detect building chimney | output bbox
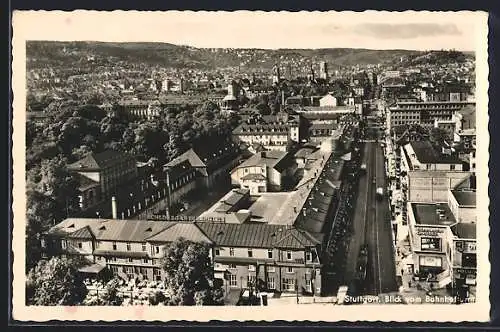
[111,196,118,219]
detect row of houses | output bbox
[42,218,323,295]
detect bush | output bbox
[148,291,166,305]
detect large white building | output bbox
[232,113,300,152]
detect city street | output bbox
[365,121,398,295]
[344,121,398,296]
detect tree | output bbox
[161,238,224,306]
[26,256,88,305]
[99,278,123,306]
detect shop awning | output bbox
[78,264,107,274]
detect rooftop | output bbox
[235,150,291,171]
[451,223,476,239]
[451,190,476,207]
[195,222,320,249]
[407,141,462,165]
[249,193,293,224]
[67,150,135,171]
[411,203,457,226]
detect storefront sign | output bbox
[455,268,476,275]
[419,256,442,267]
[416,227,444,237]
[466,242,476,252]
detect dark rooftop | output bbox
[451,223,476,239]
[411,203,457,226]
[67,150,136,171]
[451,190,476,207]
[195,222,319,249]
[408,141,462,165]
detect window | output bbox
[143,258,149,264]
[61,240,67,249]
[267,277,275,289]
[126,243,131,251]
[95,241,100,248]
[247,275,256,287]
[155,246,160,254]
[142,244,147,251]
[306,251,312,262]
[282,278,295,291]
[268,249,273,259]
[305,279,312,292]
[154,268,162,281]
[112,242,117,250]
[128,258,133,263]
[267,266,276,273]
[450,164,456,170]
[287,267,294,273]
[287,251,292,260]
[110,266,119,274]
[228,264,237,269]
[229,248,235,257]
[78,242,83,249]
[247,249,253,258]
[229,275,238,287]
[215,248,220,256]
[248,265,255,272]
[421,237,441,251]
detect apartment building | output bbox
[387,100,475,132]
[400,141,471,202]
[232,113,300,152]
[67,150,138,207]
[42,218,323,295]
[406,189,477,290]
[196,222,322,295]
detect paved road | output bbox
[371,141,398,294]
[362,139,398,295]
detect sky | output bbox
[13,10,486,51]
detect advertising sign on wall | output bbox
[419,256,442,267]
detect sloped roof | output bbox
[73,173,100,191]
[195,222,319,249]
[146,223,212,244]
[241,173,267,181]
[47,218,175,242]
[235,151,289,170]
[68,225,94,239]
[165,148,206,169]
[67,150,135,171]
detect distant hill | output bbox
[27,41,465,71]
